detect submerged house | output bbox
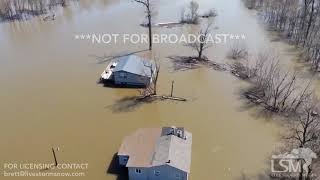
[117,127,192,180]
[100,55,155,87]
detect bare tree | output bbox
[304,0,316,47]
[291,81,313,112]
[187,22,213,60]
[288,99,320,180]
[140,57,160,97]
[137,56,187,102]
[230,58,258,79]
[238,51,313,113]
[180,1,199,24]
[189,1,199,24]
[293,104,319,148]
[227,43,248,60]
[2,0,14,20]
[133,0,153,50]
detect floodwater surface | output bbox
[0,0,304,179]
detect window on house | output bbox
[154,170,160,176]
[135,169,142,174]
[175,174,181,179]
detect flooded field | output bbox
[0,0,311,179]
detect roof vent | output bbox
[161,127,185,139]
[174,127,185,139]
[176,129,183,138]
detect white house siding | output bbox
[114,71,150,87]
[128,165,188,180]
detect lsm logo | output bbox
[271,148,317,178]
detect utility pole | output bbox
[52,147,58,167]
[171,81,174,97]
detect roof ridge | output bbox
[166,135,174,164]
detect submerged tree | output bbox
[189,1,199,23]
[139,56,186,102]
[187,22,213,60]
[0,0,73,22]
[227,43,248,60]
[180,1,199,24]
[235,51,314,113]
[133,0,153,50]
[288,99,320,180]
[140,57,160,97]
[244,0,320,72]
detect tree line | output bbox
[244,0,320,72]
[0,0,73,21]
[229,49,320,179]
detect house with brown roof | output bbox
[117,127,192,180]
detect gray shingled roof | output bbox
[113,55,154,77]
[118,127,192,173]
[151,131,192,173]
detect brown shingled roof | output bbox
[117,127,192,173]
[118,128,162,167]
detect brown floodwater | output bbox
[0,0,311,179]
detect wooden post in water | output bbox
[52,147,58,167]
[171,81,174,97]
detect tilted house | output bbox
[117,127,192,180]
[112,55,155,87]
